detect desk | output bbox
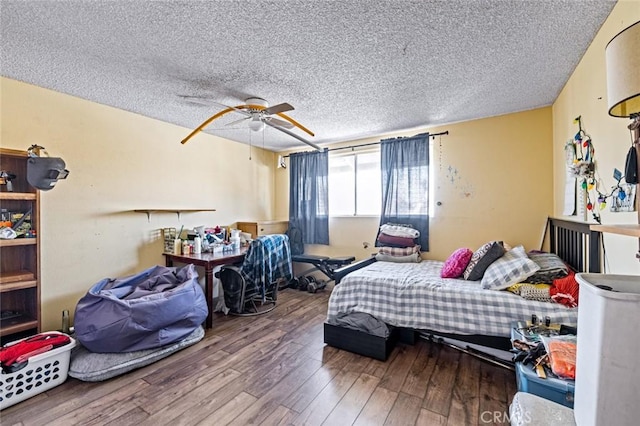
[163,248,247,328]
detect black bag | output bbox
[286,225,304,255]
[625,145,638,185]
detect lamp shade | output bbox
[605,21,640,118]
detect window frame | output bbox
[327,142,435,218]
[328,148,381,217]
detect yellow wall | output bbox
[552,1,640,274]
[0,77,279,331]
[276,107,555,262]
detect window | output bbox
[328,151,381,216]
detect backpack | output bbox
[624,145,638,185]
[286,225,304,255]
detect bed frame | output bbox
[548,217,601,273]
[324,217,603,361]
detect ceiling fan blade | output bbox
[212,101,252,117]
[275,113,315,137]
[264,120,322,151]
[226,116,251,126]
[265,117,294,129]
[179,96,252,117]
[263,103,294,115]
[179,95,216,106]
[181,106,241,144]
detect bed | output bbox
[324,218,602,359]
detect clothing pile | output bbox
[505,251,578,307]
[375,223,421,263]
[1,332,71,373]
[512,334,577,380]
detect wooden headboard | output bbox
[548,217,602,273]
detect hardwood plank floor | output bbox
[1,286,515,425]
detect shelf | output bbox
[0,270,35,285]
[0,192,37,200]
[1,147,41,343]
[0,238,37,247]
[0,317,38,336]
[134,209,217,220]
[0,280,38,292]
[590,224,640,238]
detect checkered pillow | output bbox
[481,245,540,290]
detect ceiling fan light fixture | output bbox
[248,116,265,132]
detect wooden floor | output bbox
[1,286,517,426]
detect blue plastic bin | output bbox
[515,361,575,408]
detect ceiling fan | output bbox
[180,97,321,150]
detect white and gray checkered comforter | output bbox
[327,260,578,337]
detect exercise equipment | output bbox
[290,254,355,292]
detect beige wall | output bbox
[1,77,278,331]
[276,107,555,263]
[552,1,640,274]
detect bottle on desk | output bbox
[194,235,202,254]
[230,229,241,250]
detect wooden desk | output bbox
[163,247,247,328]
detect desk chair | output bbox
[216,234,293,316]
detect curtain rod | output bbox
[284,131,448,157]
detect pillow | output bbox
[375,252,421,263]
[521,252,569,284]
[481,245,540,290]
[377,232,416,248]
[463,241,505,281]
[441,248,473,278]
[379,245,421,256]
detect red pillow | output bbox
[441,248,473,278]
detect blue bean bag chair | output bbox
[74,264,208,353]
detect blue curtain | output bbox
[289,149,329,245]
[378,133,430,250]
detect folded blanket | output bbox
[377,233,416,247]
[379,245,421,256]
[380,224,420,239]
[375,252,421,263]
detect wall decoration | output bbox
[610,183,636,212]
[444,164,474,198]
[564,116,626,222]
[565,117,637,221]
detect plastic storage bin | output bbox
[0,332,76,410]
[574,273,640,426]
[515,361,575,408]
[511,321,575,407]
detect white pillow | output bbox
[481,245,540,290]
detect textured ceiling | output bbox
[1,0,616,152]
